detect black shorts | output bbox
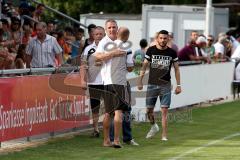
[88,85,104,114]
[103,84,130,113]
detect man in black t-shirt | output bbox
[138,30,181,141]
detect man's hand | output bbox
[175,86,182,94]
[79,82,87,90]
[113,49,126,57]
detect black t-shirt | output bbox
[145,46,178,85]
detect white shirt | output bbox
[214,42,225,55]
[26,35,62,68]
[230,36,239,53]
[231,45,240,59]
[96,36,133,85]
[82,42,103,85]
[96,36,114,85]
[235,63,240,80]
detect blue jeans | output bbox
[109,108,132,142]
[146,84,172,108]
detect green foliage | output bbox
[31,0,238,27]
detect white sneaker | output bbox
[161,137,168,141]
[146,123,159,139]
[124,139,139,146]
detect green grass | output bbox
[1,100,240,160]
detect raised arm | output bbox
[94,49,126,62]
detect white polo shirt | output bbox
[96,36,133,85]
[82,42,103,85]
[26,34,62,68]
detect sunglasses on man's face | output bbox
[207,39,213,42]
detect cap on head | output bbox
[196,36,207,44]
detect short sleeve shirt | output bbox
[26,34,62,68]
[82,42,103,85]
[145,46,178,85]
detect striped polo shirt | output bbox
[26,34,62,68]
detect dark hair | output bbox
[87,24,96,33]
[11,16,21,25]
[57,30,64,40]
[158,30,169,35]
[0,19,9,25]
[64,26,73,34]
[95,26,104,31]
[139,39,148,48]
[77,28,85,33]
[198,34,206,38]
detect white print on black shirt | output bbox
[151,55,172,70]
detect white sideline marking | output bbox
[169,132,240,160]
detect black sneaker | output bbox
[91,130,100,138]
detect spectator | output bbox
[226,30,240,54]
[82,24,96,51]
[149,32,158,47]
[81,26,105,137]
[133,39,148,64]
[32,4,45,22]
[205,35,215,59]
[133,39,148,75]
[167,32,178,52]
[213,33,230,61]
[57,30,71,63]
[0,47,14,69]
[0,19,13,50]
[64,26,75,42]
[178,36,210,63]
[71,28,85,65]
[47,21,55,34]
[10,16,21,52]
[189,30,199,44]
[21,23,33,45]
[26,22,63,68]
[15,44,26,69]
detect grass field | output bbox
[0,100,240,160]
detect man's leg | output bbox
[92,112,99,132]
[161,107,168,140]
[113,110,122,146]
[159,85,171,141]
[103,113,111,146]
[122,110,132,142]
[147,107,155,124]
[146,85,159,139]
[89,85,103,137]
[123,81,133,143]
[146,107,159,139]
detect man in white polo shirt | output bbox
[26,22,63,68]
[81,26,105,137]
[94,19,127,148]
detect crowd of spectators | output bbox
[1,1,240,80]
[0,1,87,70]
